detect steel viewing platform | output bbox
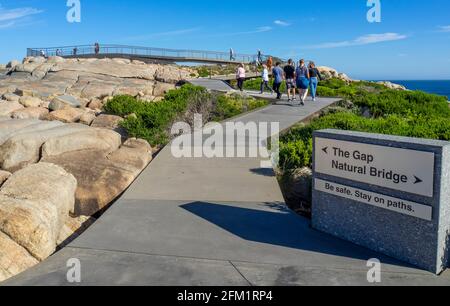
[27,44,268,65]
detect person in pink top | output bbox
[236,63,246,91]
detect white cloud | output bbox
[274,20,291,27]
[0,20,14,29]
[0,7,42,22]
[305,33,408,49]
[0,5,43,29]
[438,25,450,32]
[254,26,273,33]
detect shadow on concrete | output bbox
[249,168,276,177]
[181,201,412,268]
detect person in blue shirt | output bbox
[272,62,284,100]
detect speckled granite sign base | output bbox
[312,129,450,274]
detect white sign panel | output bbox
[315,179,433,221]
[315,138,435,197]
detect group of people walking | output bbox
[236,55,323,106]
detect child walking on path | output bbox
[260,64,274,94]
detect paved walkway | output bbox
[4,95,450,286]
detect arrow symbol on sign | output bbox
[322,147,328,154]
[414,176,423,184]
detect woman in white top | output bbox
[236,63,246,91]
[260,64,274,94]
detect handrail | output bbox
[26,44,278,64]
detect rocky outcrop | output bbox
[0,101,24,116]
[57,216,96,248]
[0,117,153,281]
[0,232,39,282]
[0,57,195,134]
[0,123,88,172]
[18,96,45,108]
[2,57,193,104]
[11,107,49,120]
[6,60,20,69]
[43,138,152,216]
[317,66,406,90]
[44,107,86,123]
[91,114,123,130]
[0,163,77,280]
[317,66,351,82]
[49,95,82,111]
[376,81,407,91]
[0,55,179,281]
[280,167,313,217]
[0,170,10,186]
[41,128,122,158]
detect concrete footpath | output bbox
[4,95,450,286]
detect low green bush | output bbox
[105,84,268,146]
[243,77,286,93]
[352,90,450,118]
[213,95,268,121]
[279,111,450,171]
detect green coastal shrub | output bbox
[213,95,268,120]
[105,84,268,146]
[243,77,287,93]
[279,111,450,171]
[352,90,450,118]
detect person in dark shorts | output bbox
[272,62,284,100]
[283,59,296,102]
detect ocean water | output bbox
[389,80,450,100]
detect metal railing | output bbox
[26,44,270,64]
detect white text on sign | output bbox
[315,179,433,221]
[315,138,435,197]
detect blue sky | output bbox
[0,0,449,80]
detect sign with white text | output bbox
[315,179,433,221]
[315,138,435,197]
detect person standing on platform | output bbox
[230,48,235,61]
